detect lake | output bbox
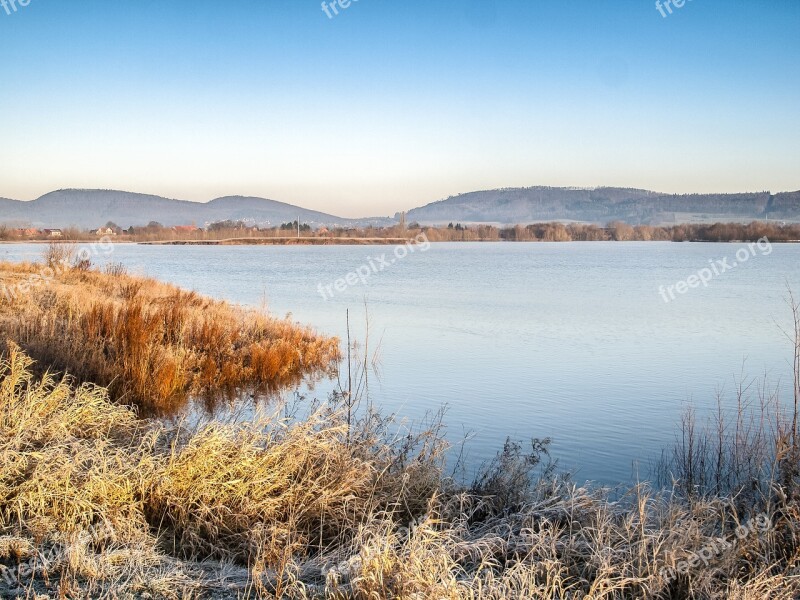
[2,240,798,485]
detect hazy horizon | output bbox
[1,0,798,217]
[4,182,800,219]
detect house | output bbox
[95,227,117,236]
[15,228,39,237]
[42,229,63,238]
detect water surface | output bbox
[2,241,797,485]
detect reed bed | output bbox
[0,258,340,415]
[0,345,799,599]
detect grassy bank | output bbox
[0,252,340,415]
[5,220,800,245]
[141,237,420,246]
[1,250,799,598]
[0,345,799,598]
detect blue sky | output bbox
[0,0,798,216]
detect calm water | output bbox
[3,241,798,485]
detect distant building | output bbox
[15,228,39,237]
[42,229,63,238]
[95,227,117,236]
[172,225,199,234]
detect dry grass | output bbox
[0,345,798,598]
[1,257,799,597]
[0,345,445,598]
[0,259,340,415]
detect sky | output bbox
[0,0,798,217]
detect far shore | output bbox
[2,220,800,245]
[1,238,799,246]
[139,236,419,246]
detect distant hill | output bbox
[2,187,800,230]
[403,187,800,226]
[0,190,392,230]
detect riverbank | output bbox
[0,343,798,598]
[0,254,340,415]
[141,236,418,246]
[0,252,799,597]
[4,220,800,245]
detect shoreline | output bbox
[139,236,420,246]
[0,256,798,598]
[1,238,799,246]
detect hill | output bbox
[0,190,391,230]
[403,187,800,225]
[3,187,800,230]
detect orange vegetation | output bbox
[0,259,340,415]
